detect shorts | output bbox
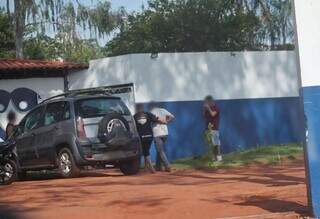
[205,130,221,146]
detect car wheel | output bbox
[119,158,140,175]
[0,159,17,185]
[58,148,80,178]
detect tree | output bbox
[0,9,15,58]
[104,0,294,56]
[23,35,60,60]
[23,33,104,63]
[104,0,262,56]
[236,0,294,49]
[4,0,122,59]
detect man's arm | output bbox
[163,109,175,123]
[205,105,218,118]
[148,112,167,124]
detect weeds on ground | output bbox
[173,144,303,170]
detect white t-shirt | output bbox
[151,107,174,137]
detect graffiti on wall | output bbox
[0,88,39,141]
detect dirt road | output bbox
[0,163,308,219]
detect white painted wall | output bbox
[0,77,64,100]
[294,0,320,87]
[0,77,64,140]
[68,51,299,102]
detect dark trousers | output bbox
[141,138,153,157]
[154,136,170,170]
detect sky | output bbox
[81,0,147,11]
[108,0,147,11]
[0,0,147,11]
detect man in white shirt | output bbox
[150,102,175,172]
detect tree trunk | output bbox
[270,29,275,50]
[6,0,10,18]
[14,0,24,59]
[282,24,287,46]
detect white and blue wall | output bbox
[68,51,304,161]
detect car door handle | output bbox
[31,133,36,137]
[54,126,59,130]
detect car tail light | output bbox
[76,117,87,139]
[84,154,94,160]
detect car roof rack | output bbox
[41,86,115,103]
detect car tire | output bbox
[98,112,132,147]
[58,148,80,178]
[119,157,140,175]
[0,159,17,185]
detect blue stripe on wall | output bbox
[301,86,320,216]
[143,97,304,162]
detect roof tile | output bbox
[0,59,88,71]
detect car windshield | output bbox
[76,98,130,118]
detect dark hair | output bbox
[136,103,144,111]
[7,111,16,122]
[204,95,214,101]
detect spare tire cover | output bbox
[98,112,132,146]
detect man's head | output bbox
[135,103,144,113]
[7,111,16,124]
[204,95,215,106]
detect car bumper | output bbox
[75,139,141,165]
[87,150,139,162]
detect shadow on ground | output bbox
[237,195,308,215]
[0,206,26,219]
[0,164,309,218]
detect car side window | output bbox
[15,118,26,136]
[24,106,44,133]
[44,101,70,126]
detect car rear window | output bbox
[76,98,131,118]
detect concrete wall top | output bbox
[69,51,299,102]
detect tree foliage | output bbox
[105,0,294,57]
[0,10,15,58]
[24,35,104,63]
[239,0,294,47]
[0,0,295,62]
[4,0,122,58]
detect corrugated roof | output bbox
[0,59,88,71]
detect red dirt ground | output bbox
[0,163,308,219]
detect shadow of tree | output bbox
[172,165,306,187]
[0,165,307,216]
[106,197,171,207]
[18,170,122,182]
[0,205,27,219]
[236,195,308,215]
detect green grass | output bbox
[173,143,304,170]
